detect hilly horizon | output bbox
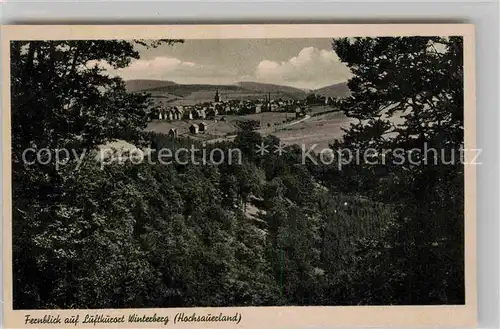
[125,79,350,105]
[125,79,178,93]
[314,82,351,98]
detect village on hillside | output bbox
[145,87,344,147]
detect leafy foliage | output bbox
[328,36,465,304]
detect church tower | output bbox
[214,87,220,103]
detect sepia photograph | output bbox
[2,24,476,328]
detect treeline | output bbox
[11,36,464,309]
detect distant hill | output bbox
[125,79,177,92]
[125,80,307,105]
[236,82,307,98]
[313,82,351,99]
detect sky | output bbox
[110,38,353,90]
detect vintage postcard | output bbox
[2,24,476,328]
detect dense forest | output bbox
[11,36,464,309]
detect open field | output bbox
[272,111,355,151]
[308,105,338,114]
[145,111,354,150]
[145,109,407,153]
[145,112,294,138]
[223,112,294,127]
[145,119,237,142]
